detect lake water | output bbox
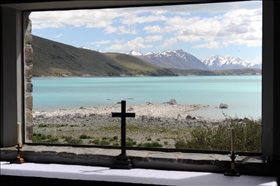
[32,76,261,119]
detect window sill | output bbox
[0,145,277,176]
[1,161,278,186]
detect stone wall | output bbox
[24,12,33,141]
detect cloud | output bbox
[193,41,222,49]
[118,26,137,35]
[153,7,262,49]
[145,35,163,42]
[103,25,137,34]
[54,34,63,38]
[152,1,262,13]
[143,25,163,33]
[159,35,201,48]
[31,9,126,29]
[106,37,152,51]
[30,2,262,51]
[122,15,168,25]
[104,26,118,34]
[90,40,111,45]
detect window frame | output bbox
[1,0,279,165]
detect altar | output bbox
[1,161,278,186]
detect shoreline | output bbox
[31,102,258,147]
[33,102,228,127]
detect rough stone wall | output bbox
[24,12,33,141]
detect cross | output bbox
[111,100,135,169]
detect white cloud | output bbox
[118,26,137,35]
[104,26,118,34]
[104,25,137,35]
[106,37,152,51]
[122,15,168,25]
[90,40,111,45]
[193,41,222,49]
[106,44,124,50]
[32,22,66,30]
[31,9,126,29]
[153,7,262,49]
[143,25,163,33]
[145,35,163,42]
[159,35,201,48]
[155,1,262,13]
[30,2,262,51]
[54,34,63,38]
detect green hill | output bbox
[32,35,175,77]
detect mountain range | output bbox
[32,35,261,77]
[32,35,175,77]
[127,49,210,70]
[126,50,262,70]
[201,55,262,70]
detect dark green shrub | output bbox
[46,136,59,143]
[100,140,110,146]
[127,137,133,142]
[138,142,163,148]
[67,139,83,145]
[79,134,91,139]
[62,136,73,142]
[175,138,187,149]
[32,136,43,143]
[184,116,261,152]
[38,124,48,128]
[90,139,100,145]
[102,137,109,140]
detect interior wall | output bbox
[0,7,22,147]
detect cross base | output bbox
[13,157,25,164]
[111,154,132,169]
[224,168,240,176]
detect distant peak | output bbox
[145,51,154,56]
[201,54,262,69]
[126,50,143,56]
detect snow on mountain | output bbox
[132,49,209,70]
[126,50,143,56]
[201,55,262,70]
[144,51,154,56]
[126,49,261,70]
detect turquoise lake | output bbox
[32,76,262,119]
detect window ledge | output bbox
[0,145,276,176]
[1,161,278,186]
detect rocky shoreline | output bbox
[33,102,227,129]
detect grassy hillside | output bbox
[169,68,262,76]
[104,53,174,76]
[32,35,175,77]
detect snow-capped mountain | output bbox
[201,55,262,70]
[128,49,209,70]
[126,49,261,70]
[126,50,143,56]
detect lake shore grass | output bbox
[32,103,261,151]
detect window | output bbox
[27,1,262,153]
[0,0,279,163]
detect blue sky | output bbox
[30,1,262,63]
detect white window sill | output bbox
[1,145,277,176]
[1,161,278,186]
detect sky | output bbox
[30,1,262,63]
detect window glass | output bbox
[29,1,262,152]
